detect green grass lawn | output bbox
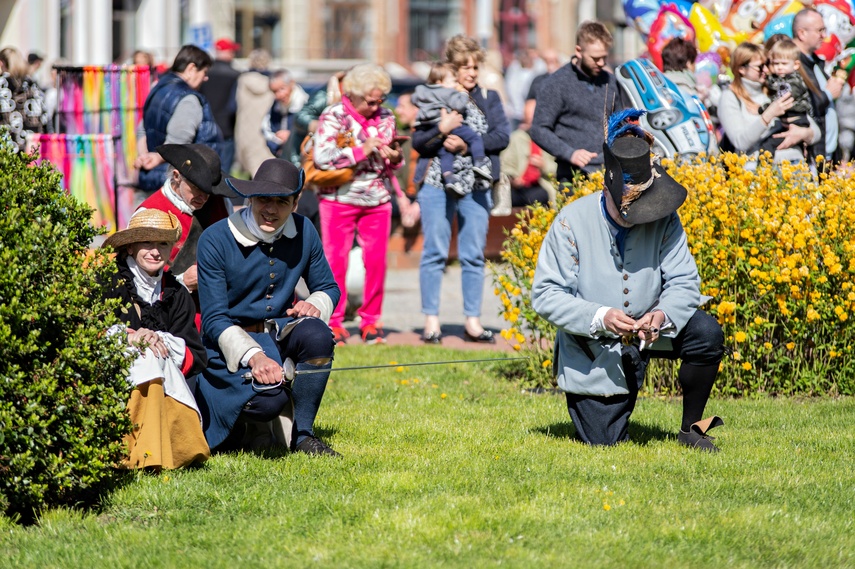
[2,345,854,568]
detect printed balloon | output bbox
[764,13,796,40]
[690,2,747,51]
[815,0,855,61]
[648,4,697,70]
[623,0,664,36]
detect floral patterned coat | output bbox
[312,98,400,207]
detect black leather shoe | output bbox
[464,329,495,344]
[295,435,341,457]
[678,416,723,452]
[422,331,442,344]
[678,429,719,452]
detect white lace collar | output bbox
[127,256,163,305]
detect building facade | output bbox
[1,0,642,82]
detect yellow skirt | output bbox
[123,379,210,470]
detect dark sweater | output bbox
[199,60,241,139]
[799,51,831,158]
[530,61,624,179]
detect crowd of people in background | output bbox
[4,10,855,461]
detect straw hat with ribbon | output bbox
[102,209,182,251]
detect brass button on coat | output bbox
[269,273,275,279]
[623,301,630,307]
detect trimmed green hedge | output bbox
[0,135,132,523]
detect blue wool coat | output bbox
[195,211,339,448]
[531,192,701,396]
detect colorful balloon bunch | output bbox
[623,0,855,76]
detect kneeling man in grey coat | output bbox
[532,109,725,451]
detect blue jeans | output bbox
[417,183,492,317]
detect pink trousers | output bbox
[319,199,391,329]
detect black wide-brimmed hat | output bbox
[602,110,687,225]
[226,158,305,198]
[102,209,182,251]
[156,144,237,197]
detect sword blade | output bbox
[240,356,528,380]
[297,356,529,375]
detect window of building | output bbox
[409,0,458,62]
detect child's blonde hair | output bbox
[768,38,821,96]
[767,39,800,64]
[427,62,455,85]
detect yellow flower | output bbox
[603,503,611,511]
[786,342,795,351]
[440,393,447,399]
[542,359,552,368]
[734,331,747,342]
[741,362,752,371]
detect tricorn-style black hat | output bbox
[156,144,237,197]
[226,158,305,198]
[602,109,687,225]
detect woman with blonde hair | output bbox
[412,35,510,344]
[0,46,47,152]
[313,63,404,345]
[718,42,819,165]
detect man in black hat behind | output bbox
[195,158,341,456]
[531,109,725,451]
[137,143,236,301]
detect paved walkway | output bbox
[338,265,515,352]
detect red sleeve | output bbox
[180,346,194,376]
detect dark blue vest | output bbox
[139,73,222,192]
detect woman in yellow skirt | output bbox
[103,209,210,469]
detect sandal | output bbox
[464,329,495,344]
[422,331,442,344]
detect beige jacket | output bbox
[235,71,275,176]
[500,129,557,202]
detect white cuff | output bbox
[218,325,263,373]
[155,331,187,367]
[591,306,611,336]
[305,291,334,324]
[241,347,264,368]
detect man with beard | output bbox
[530,21,625,182]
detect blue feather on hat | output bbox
[606,108,649,147]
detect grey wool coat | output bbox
[531,191,701,396]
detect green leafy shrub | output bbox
[0,136,132,523]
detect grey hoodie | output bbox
[412,84,470,124]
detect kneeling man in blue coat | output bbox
[195,158,342,456]
[532,110,725,451]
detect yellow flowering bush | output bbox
[491,154,855,396]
